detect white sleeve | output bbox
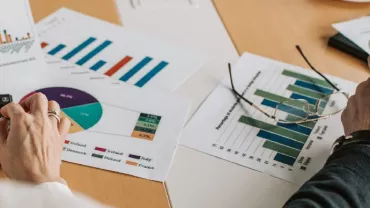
[0,180,110,208]
[36,182,73,196]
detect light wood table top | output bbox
[22,0,370,208]
[213,0,369,83]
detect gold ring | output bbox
[48,111,61,124]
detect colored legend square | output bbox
[126,161,138,166]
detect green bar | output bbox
[263,140,300,158]
[286,115,316,129]
[238,116,308,143]
[287,85,326,100]
[255,90,288,103]
[135,121,158,130]
[282,70,334,89]
[138,117,161,125]
[134,126,157,134]
[255,89,316,112]
[92,153,104,159]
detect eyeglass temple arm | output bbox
[295,45,340,91]
[228,64,276,119]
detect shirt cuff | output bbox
[36,181,73,196]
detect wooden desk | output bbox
[213,0,369,83]
[28,0,370,208]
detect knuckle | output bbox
[34,92,48,102]
[49,100,60,107]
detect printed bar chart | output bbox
[41,37,170,87]
[244,70,335,166]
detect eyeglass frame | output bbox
[228,45,349,124]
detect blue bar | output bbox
[76,40,112,66]
[261,99,308,118]
[274,153,296,166]
[257,130,304,150]
[295,80,333,95]
[135,61,169,87]
[62,37,96,60]
[120,57,153,82]
[90,60,107,71]
[48,44,66,55]
[277,123,312,135]
[290,93,318,105]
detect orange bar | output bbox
[8,35,12,43]
[41,42,48,48]
[126,161,138,166]
[105,56,132,77]
[131,131,155,141]
[0,34,2,44]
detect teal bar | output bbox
[62,37,96,60]
[76,40,112,66]
[48,44,66,55]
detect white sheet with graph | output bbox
[180,52,358,185]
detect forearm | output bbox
[284,145,370,208]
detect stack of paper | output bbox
[1,1,195,182]
[333,16,370,55]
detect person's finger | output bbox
[47,101,61,129]
[19,93,48,117]
[0,119,8,144]
[0,103,25,120]
[58,117,70,144]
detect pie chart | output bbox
[21,87,103,134]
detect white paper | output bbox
[1,4,190,182]
[333,16,370,55]
[180,52,358,185]
[0,0,49,93]
[115,0,240,118]
[116,0,239,64]
[36,8,206,92]
[9,60,189,182]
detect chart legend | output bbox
[131,113,161,141]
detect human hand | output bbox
[0,93,70,184]
[341,58,370,135]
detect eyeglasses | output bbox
[229,45,349,124]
